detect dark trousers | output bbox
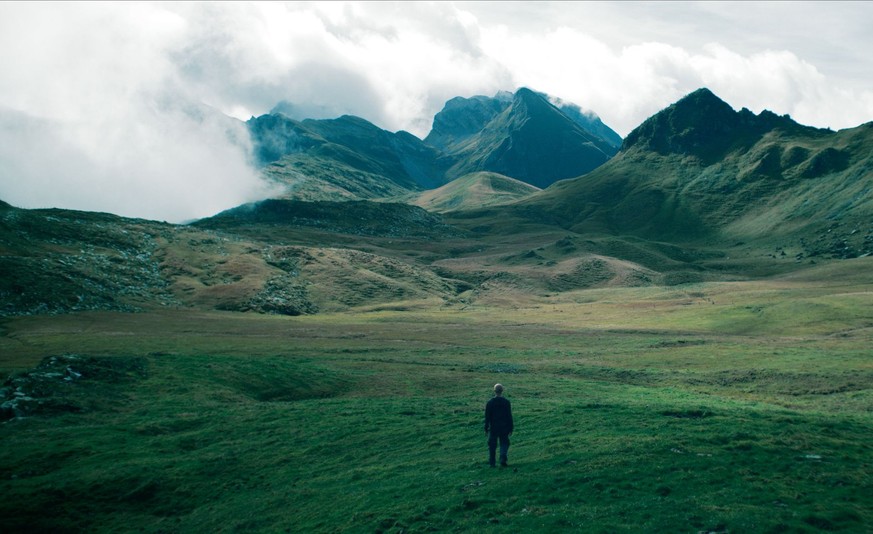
[488,432,510,466]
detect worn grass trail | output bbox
[1,278,871,532]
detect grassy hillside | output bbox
[3,85,871,532]
[412,172,541,213]
[0,202,476,317]
[1,262,871,532]
[0,206,179,315]
[498,91,873,268]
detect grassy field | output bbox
[1,261,871,533]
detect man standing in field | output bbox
[484,383,514,467]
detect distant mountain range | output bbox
[250,88,622,201]
[2,86,871,317]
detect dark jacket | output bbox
[484,395,514,435]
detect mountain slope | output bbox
[424,92,513,151]
[248,113,449,200]
[0,201,470,316]
[440,88,620,188]
[547,95,623,150]
[517,88,873,257]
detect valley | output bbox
[1,269,871,532]
[1,86,871,532]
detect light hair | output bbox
[494,383,504,394]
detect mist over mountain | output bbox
[246,112,451,204]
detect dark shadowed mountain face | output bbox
[437,88,621,188]
[621,88,818,163]
[423,92,513,151]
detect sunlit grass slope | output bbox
[412,172,541,213]
[2,267,870,532]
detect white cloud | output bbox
[478,22,873,137]
[171,2,511,134]
[0,3,275,222]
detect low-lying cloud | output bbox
[0,3,276,222]
[1,2,872,221]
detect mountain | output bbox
[425,90,622,152]
[510,88,873,260]
[411,171,540,213]
[622,88,807,163]
[545,95,623,150]
[250,89,623,202]
[248,113,450,201]
[7,87,871,320]
[423,91,513,151]
[435,88,620,188]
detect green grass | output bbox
[1,277,871,532]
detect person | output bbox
[484,383,514,467]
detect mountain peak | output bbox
[509,87,558,118]
[513,87,539,100]
[678,87,726,106]
[441,88,620,188]
[622,88,805,162]
[424,94,510,151]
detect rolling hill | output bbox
[0,201,471,317]
[411,171,541,213]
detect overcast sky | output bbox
[2,1,872,222]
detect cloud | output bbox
[0,3,276,222]
[479,24,873,137]
[166,2,512,135]
[167,2,873,138]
